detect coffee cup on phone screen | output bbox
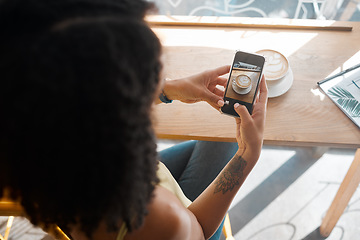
[232,74,252,94]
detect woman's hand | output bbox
[234,76,268,161]
[162,65,230,109]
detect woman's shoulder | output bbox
[125,186,204,240]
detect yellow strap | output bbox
[116,223,127,240]
[3,216,14,240]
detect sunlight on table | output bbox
[153,28,318,57]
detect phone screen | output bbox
[221,51,265,117]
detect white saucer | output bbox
[267,67,294,98]
[232,80,252,95]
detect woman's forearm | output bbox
[187,152,258,239]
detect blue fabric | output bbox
[159,140,238,240]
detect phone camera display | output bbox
[221,51,265,116]
[226,61,262,104]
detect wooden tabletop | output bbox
[149,16,360,148]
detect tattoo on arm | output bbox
[214,155,247,194]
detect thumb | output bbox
[234,103,252,125]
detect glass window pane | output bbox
[148,0,360,21]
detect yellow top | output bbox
[116,162,191,240]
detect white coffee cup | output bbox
[256,49,289,81]
[232,74,252,95]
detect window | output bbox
[149,0,360,21]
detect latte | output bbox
[235,74,251,88]
[232,74,252,95]
[256,49,289,81]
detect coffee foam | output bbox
[256,49,289,81]
[232,80,251,95]
[235,75,251,88]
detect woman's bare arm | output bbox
[188,76,268,239]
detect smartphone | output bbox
[221,50,265,117]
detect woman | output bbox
[0,0,267,239]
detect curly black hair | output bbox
[0,0,162,238]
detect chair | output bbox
[0,198,70,240]
[223,213,235,240]
[294,0,345,20]
[294,0,327,19]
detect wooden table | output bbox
[149,16,360,237]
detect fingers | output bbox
[191,66,230,108]
[208,76,227,107]
[213,88,225,98]
[216,76,228,88]
[206,66,229,107]
[209,101,223,110]
[252,76,268,113]
[258,75,268,105]
[214,65,231,77]
[207,90,224,107]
